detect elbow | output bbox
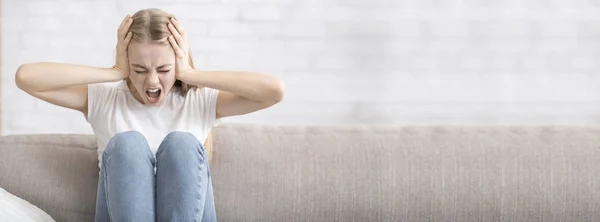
[15,64,32,90]
[271,79,285,103]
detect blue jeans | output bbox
[94,131,217,222]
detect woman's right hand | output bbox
[114,14,133,78]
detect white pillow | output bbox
[0,187,55,222]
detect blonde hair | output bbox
[128,8,215,164]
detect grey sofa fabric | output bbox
[0,134,98,221]
[2,124,600,221]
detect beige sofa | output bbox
[1,123,599,221]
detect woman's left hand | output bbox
[167,17,194,79]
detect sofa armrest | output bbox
[0,134,98,222]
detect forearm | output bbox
[15,62,123,92]
[178,70,284,102]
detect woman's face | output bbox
[127,42,176,105]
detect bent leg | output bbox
[156,131,217,222]
[94,131,156,222]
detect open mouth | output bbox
[145,88,162,104]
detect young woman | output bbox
[15,8,284,222]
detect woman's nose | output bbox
[147,73,160,85]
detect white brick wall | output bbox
[2,0,600,135]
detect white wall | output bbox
[2,0,600,135]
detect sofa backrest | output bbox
[211,124,600,221]
[2,124,600,221]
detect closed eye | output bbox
[134,70,170,74]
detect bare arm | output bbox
[15,14,134,116]
[177,70,285,119]
[16,62,123,92]
[15,63,124,115]
[166,17,284,119]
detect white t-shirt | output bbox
[86,80,221,170]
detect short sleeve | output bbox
[86,82,116,124]
[193,87,221,130]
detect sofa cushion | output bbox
[0,134,98,222]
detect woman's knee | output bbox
[165,131,196,141]
[158,131,204,158]
[105,131,151,158]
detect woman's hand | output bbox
[114,14,133,78]
[167,17,194,79]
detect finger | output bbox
[124,31,133,46]
[118,32,131,52]
[118,14,130,31]
[168,35,183,56]
[124,17,133,30]
[170,17,185,36]
[119,17,133,40]
[170,18,188,48]
[118,15,131,38]
[167,23,185,49]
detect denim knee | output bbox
[104,131,152,159]
[158,131,204,159]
